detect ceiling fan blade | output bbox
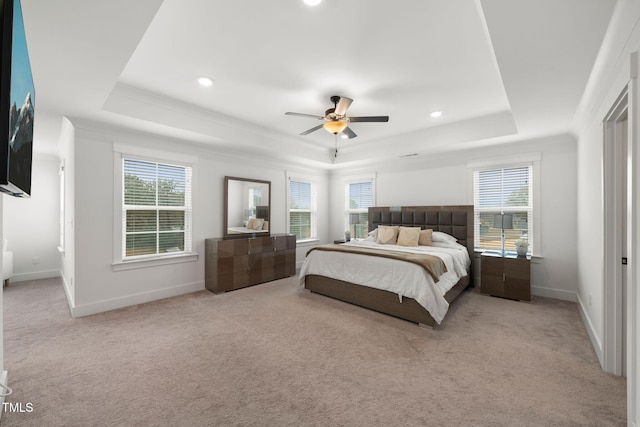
[285,112,325,120]
[334,97,353,116]
[342,127,357,139]
[300,124,324,135]
[348,116,389,123]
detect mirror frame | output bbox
[223,176,271,239]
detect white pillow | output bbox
[430,240,466,250]
[432,231,457,243]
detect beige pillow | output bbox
[247,218,256,229]
[396,227,421,247]
[250,218,264,230]
[376,226,399,245]
[418,229,433,246]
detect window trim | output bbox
[286,171,318,242]
[468,153,541,256]
[343,173,376,239]
[112,143,198,269]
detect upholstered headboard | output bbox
[368,205,474,260]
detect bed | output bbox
[299,205,474,327]
[226,219,269,235]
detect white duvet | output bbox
[299,240,471,324]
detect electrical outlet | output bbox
[32,256,39,265]
[589,293,592,307]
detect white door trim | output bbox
[602,86,627,376]
[602,51,639,425]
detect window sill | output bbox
[112,253,199,271]
[296,238,320,246]
[474,249,543,259]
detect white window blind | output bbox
[345,180,374,239]
[473,166,533,253]
[289,179,314,240]
[123,158,192,259]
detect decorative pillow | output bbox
[432,231,457,243]
[250,218,264,230]
[376,226,399,245]
[247,218,263,230]
[418,229,433,246]
[396,227,421,247]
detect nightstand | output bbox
[480,252,531,301]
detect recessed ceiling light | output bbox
[198,77,213,87]
[340,133,349,139]
[430,111,442,118]
[304,0,321,5]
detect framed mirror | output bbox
[224,176,271,239]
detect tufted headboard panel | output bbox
[368,205,474,260]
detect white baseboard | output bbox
[60,272,75,314]
[9,270,60,283]
[576,293,604,368]
[69,281,205,317]
[531,285,577,302]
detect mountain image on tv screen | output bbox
[8,91,33,193]
[7,0,34,196]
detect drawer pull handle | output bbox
[503,273,506,282]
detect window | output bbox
[345,178,375,239]
[288,177,316,241]
[122,157,192,260]
[473,165,533,254]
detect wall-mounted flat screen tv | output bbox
[0,0,34,197]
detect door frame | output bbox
[602,87,627,376]
[602,52,639,423]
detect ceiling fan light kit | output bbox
[323,121,348,134]
[285,95,389,141]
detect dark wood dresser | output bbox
[205,234,296,293]
[480,252,531,301]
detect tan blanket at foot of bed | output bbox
[306,244,447,282]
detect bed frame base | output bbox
[304,274,470,327]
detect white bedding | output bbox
[227,226,268,234]
[299,240,471,324]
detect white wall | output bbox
[329,134,578,300]
[2,153,60,282]
[66,122,329,316]
[0,196,5,380]
[573,1,640,421]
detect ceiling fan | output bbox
[285,95,389,139]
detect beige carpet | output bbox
[1,277,626,426]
